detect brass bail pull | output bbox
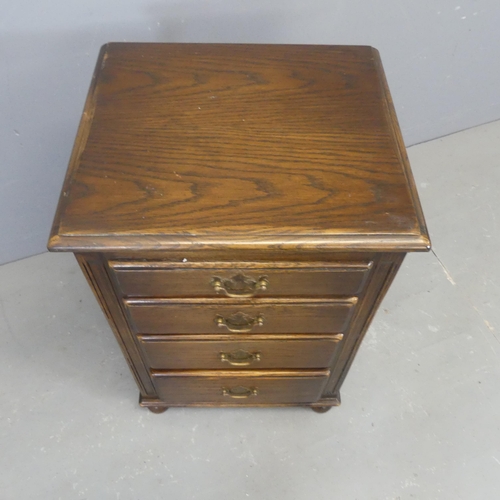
[220,350,261,366]
[211,273,269,297]
[215,312,264,333]
[221,386,258,398]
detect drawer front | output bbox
[125,298,357,335]
[151,370,329,405]
[138,334,343,369]
[110,261,372,298]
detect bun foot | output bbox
[311,405,332,414]
[147,405,168,414]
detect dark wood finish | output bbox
[48,43,429,253]
[125,298,357,335]
[48,44,430,413]
[106,250,377,263]
[311,406,333,414]
[137,334,343,370]
[75,254,155,397]
[109,261,372,298]
[328,253,406,397]
[147,406,168,414]
[151,370,330,405]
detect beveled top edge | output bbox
[48,232,431,253]
[371,47,430,246]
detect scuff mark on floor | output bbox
[431,249,456,285]
[484,320,495,332]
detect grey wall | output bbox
[1,0,499,265]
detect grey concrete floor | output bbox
[1,121,500,499]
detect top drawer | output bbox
[109,261,372,298]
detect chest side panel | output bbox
[320,252,406,401]
[75,253,156,397]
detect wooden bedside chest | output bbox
[48,43,430,413]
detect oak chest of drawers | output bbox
[48,43,430,413]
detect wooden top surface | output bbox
[49,43,429,252]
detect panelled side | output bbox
[319,252,406,404]
[75,253,157,397]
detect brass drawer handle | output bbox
[211,273,269,297]
[215,312,264,332]
[222,386,258,398]
[220,349,261,366]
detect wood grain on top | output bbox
[49,43,429,252]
